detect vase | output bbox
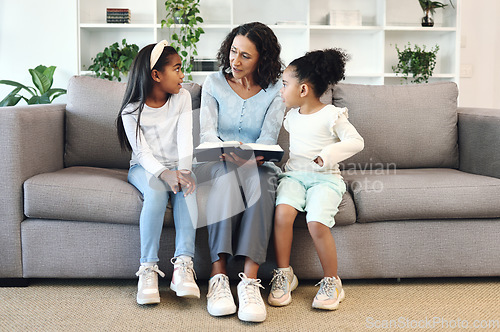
[421,10,434,27]
[173,9,189,24]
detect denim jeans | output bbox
[128,164,198,263]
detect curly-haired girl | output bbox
[268,49,364,310]
[195,22,285,322]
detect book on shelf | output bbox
[194,141,284,163]
[106,8,131,24]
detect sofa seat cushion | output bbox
[342,168,500,223]
[23,166,174,225]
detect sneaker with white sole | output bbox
[237,272,266,322]
[135,264,165,305]
[170,257,200,298]
[268,266,299,306]
[207,274,237,317]
[312,276,345,310]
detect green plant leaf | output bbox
[0,87,23,106]
[29,69,51,94]
[0,80,36,96]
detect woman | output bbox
[195,22,285,323]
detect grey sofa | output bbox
[1,76,500,285]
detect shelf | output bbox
[77,0,460,86]
[310,25,382,32]
[384,73,455,78]
[384,26,456,32]
[80,23,156,29]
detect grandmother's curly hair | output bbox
[217,22,283,89]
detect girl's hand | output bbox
[177,169,196,196]
[159,169,195,195]
[314,156,324,167]
[221,152,265,167]
[160,169,180,193]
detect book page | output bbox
[240,143,283,151]
[196,141,241,149]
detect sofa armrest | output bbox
[458,107,500,179]
[0,104,65,278]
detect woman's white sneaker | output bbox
[237,272,266,322]
[135,264,165,305]
[207,274,237,316]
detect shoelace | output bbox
[208,275,232,300]
[315,277,337,298]
[135,265,165,286]
[170,258,197,282]
[239,272,265,305]
[269,269,287,292]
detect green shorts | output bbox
[276,171,346,228]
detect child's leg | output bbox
[128,164,169,264]
[171,191,198,259]
[304,179,345,278]
[170,189,200,298]
[274,204,299,268]
[307,221,338,278]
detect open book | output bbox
[195,141,284,162]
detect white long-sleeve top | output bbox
[284,104,364,176]
[121,88,193,177]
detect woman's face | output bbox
[229,35,260,80]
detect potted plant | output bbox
[88,39,139,82]
[161,0,204,81]
[0,65,66,106]
[418,0,454,27]
[392,43,439,84]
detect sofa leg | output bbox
[0,278,30,287]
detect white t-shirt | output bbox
[121,88,193,177]
[283,104,364,175]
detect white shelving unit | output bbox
[77,0,460,85]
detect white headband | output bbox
[150,40,169,70]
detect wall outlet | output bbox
[460,64,473,78]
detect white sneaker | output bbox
[170,257,200,298]
[135,264,165,305]
[207,274,237,316]
[237,272,266,323]
[312,276,345,310]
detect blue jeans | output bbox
[128,164,198,263]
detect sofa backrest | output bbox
[332,82,459,170]
[65,75,201,169]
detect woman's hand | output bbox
[221,152,265,167]
[160,169,196,196]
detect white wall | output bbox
[0,0,77,104]
[459,0,500,108]
[0,0,499,108]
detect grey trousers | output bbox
[194,161,278,265]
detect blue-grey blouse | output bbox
[200,71,285,145]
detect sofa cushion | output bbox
[342,168,500,223]
[65,76,130,169]
[23,166,174,226]
[333,82,459,169]
[65,76,203,169]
